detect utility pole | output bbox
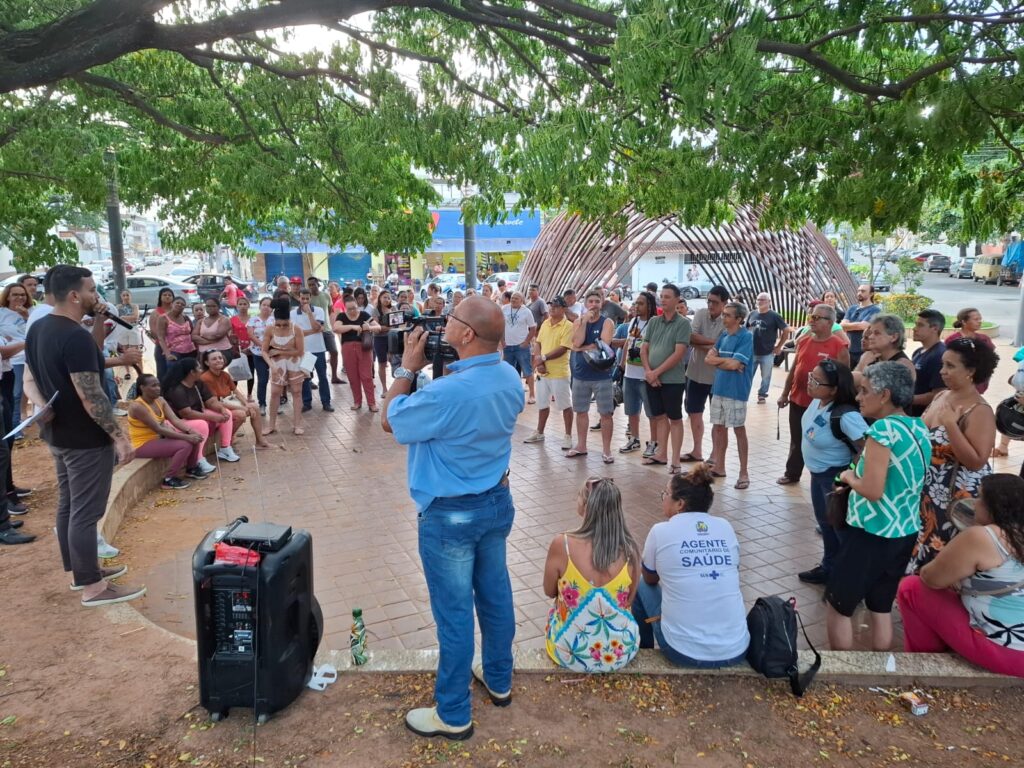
[103,148,126,294]
[461,185,477,290]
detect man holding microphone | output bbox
[382,296,524,740]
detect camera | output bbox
[387,312,459,365]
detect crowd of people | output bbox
[1,265,1021,723]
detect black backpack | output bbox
[745,596,821,697]
[829,403,860,455]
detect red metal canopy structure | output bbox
[519,206,856,320]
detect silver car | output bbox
[103,274,200,309]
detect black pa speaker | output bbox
[192,518,322,723]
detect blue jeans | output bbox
[622,376,651,418]
[630,580,747,669]
[810,467,849,573]
[252,354,270,408]
[753,354,774,398]
[11,363,24,427]
[502,345,533,377]
[418,482,516,726]
[301,351,331,407]
[104,369,119,406]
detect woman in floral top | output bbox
[544,477,640,672]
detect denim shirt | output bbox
[387,352,525,512]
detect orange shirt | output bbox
[200,369,235,399]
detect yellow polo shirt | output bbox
[536,318,573,378]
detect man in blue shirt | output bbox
[840,284,881,367]
[383,296,524,740]
[706,302,755,489]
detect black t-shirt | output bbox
[25,314,109,449]
[910,341,946,416]
[165,381,213,416]
[745,310,788,356]
[335,310,371,343]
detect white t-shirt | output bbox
[290,306,326,354]
[567,301,585,320]
[502,304,536,347]
[26,303,54,330]
[622,317,649,380]
[642,512,750,661]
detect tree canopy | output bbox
[1,0,1022,269]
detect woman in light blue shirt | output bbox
[797,359,868,585]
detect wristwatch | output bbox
[394,367,416,383]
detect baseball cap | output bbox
[289,275,303,284]
[548,296,567,308]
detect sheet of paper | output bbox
[4,391,58,440]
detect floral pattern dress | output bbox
[545,535,639,673]
[909,419,991,572]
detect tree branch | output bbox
[73,71,234,145]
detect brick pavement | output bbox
[127,347,1024,656]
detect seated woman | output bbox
[544,477,640,672]
[160,358,235,469]
[199,350,271,450]
[898,474,1024,677]
[127,374,206,489]
[828,362,931,650]
[631,463,750,667]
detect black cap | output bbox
[548,296,567,308]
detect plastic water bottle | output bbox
[350,608,368,666]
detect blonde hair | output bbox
[573,478,640,572]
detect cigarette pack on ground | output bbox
[898,691,929,716]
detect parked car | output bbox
[169,265,201,279]
[181,273,259,303]
[953,256,975,279]
[870,266,892,292]
[484,271,520,293]
[674,277,715,300]
[419,273,466,300]
[923,253,951,272]
[972,255,1002,283]
[102,274,199,308]
[145,255,163,267]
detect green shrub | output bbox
[880,293,933,321]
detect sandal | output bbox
[565,449,588,458]
[602,454,614,464]
[669,464,682,475]
[642,457,667,465]
[992,447,1009,458]
[527,397,536,404]
[293,427,305,435]
[679,453,704,462]
[369,405,379,413]
[710,470,726,479]
[734,478,750,490]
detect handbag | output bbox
[826,483,851,530]
[361,330,374,350]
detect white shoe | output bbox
[404,707,473,740]
[523,431,545,444]
[197,458,217,474]
[217,447,241,463]
[561,434,573,451]
[259,405,266,416]
[97,534,120,559]
[111,407,128,417]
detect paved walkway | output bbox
[123,344,1024,656]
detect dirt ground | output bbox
[2,434,1023,768]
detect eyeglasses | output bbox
[810,315,829,322]
[446,313,485,339]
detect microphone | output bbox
[100,309,134,330]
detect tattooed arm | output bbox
[70,371,135,464]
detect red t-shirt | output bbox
[222,283,239,307]
[789,334,850,408]
[230,315,251,351]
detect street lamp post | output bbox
[103,147,126,295]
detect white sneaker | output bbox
[523,431,545,444]
[217,446,241,463]
[197,458,217,474]
[259,405,266,416]
[111,407,128,417]
[561,434,573,451]
[97,534,120,559]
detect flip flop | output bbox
[992,447,1009,457]
[669,465,682,475]
[734,478,750,490]
[565,449,588,458]
[602,454,614,464]
[642,457,667,465]
[679,453,704,462]
[527,397,536,404]
[710,471,726,479]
